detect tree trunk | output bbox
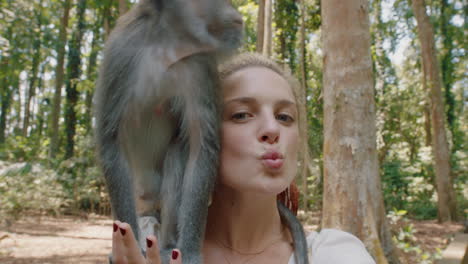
[64,0,87,159]
[299,0,309,210]
[439,0,456,147]
[0,66,12,144]
[83,12,103,131]
[256,0,265,53]
[321,0,400,263]
[119,0,128,16]
[423,71,432,147]
[411,0,457,222]
[49,0,72,158]
[23,1,43,137]
[262,0,272,57]
[103,0,114,40]
[35,64,47,138]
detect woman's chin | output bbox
[253,178,293,195]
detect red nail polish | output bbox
[113,223,118,232]
[119,227,126,236]
[172,250,179,260]
[146,238,153,248]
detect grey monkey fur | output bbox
[95,0,242,263]
[94,0,308,263]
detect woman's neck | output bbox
[205,185,284,252]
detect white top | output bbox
[288,229,376,264]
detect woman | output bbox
[111,53,375,264]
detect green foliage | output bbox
[55,135,108,214]
[388,210,443,263]
[382,160,411,211]
[0,162,70,220]
[381,148,439,220]
[0,135,108,218]
[274,0,299,71]
[236,1,258,52]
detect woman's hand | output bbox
[112,221,182,264]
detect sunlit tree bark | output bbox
[256,0,265,53]
[411,0,457,222]
[49,0,72,158]
[321,0,400,262]
[262,0,272,57]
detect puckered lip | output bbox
[260,150,284,160]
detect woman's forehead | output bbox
[222,66,295,101]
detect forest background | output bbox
[0,0,466,263]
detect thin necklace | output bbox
[218,250,259,264]
[214,226,286,264]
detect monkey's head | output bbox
[152,0,244,54]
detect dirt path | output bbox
[0,214,464,263]
[0,215,112,264]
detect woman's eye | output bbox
[277,114,294,123]
[231,112,251,121]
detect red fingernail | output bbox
[119,227,126,236]
[172,250,179,260]
[146,238,153,248]
[113,223,118,232]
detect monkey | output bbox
[95,0,243,262]
[94,0,309,263]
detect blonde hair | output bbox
[219,53,310,181]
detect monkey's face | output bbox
[175,0,244,52]
[219,67,299,195]
[204,0,244,51]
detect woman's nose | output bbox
[258,115,280,144]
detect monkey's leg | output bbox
[102,144,141,243]
[158,141,187,264]
[278,201,309,264]
[101,145,140,264]
[177,110,220,262]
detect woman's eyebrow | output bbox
[224,97,257,105]
[276,99,296,108]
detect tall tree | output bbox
[299,0,308,209]
[22,0,44,137]
[64,0,87,159]
[411,0,457,222]
[439,0,457,147]
[256,0,265,53]
[0,57,13,144]
[0,23,14,144]
[321,0,400,263]
[262,0,272,57]
[49,0,72,158]
[35,63,48,139]
[83,11,104,131]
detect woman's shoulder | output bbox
[288,229,376,264]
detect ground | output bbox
[0,214,112,264]
[0,213,464,263]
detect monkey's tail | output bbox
[278,201,309,264]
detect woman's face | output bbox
[219,66,299,195]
